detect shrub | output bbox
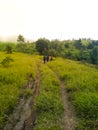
[1,56,14,67]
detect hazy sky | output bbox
[0,0,98,40]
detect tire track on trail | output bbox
[4,63,41,130]
[48,66,77,130]
[59,79,77,130]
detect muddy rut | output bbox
[59,80,77,130]
[4,64,40,130]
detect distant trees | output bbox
[36,38,50,55]
[14,34,37,54]
[49,39,65,57]
[77,50,91,62]
[1,35,98,65]
[5,44,12,54]
[36,38,65,56]
[17,34,25,44]
[16,34,25,52]
[73,39,84,49]
[35,38,98,65]
[91,46,98,64]
[16,43,37,54]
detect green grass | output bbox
[34,64,63,130]
[0,52,39,128]
[48,58,98,130]
[1,53,98,129]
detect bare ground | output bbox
[60,80,77,130]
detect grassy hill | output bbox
[0,52,98,129]
[0,52,40,128]
[47,58,98,130]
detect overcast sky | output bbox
[0,0,98,40]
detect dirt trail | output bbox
[4,63,40,130]
[49,67,77,130]
[60,80,77,130]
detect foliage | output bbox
[91,46,98,64]
[1,56,14,67]
[17,34,25,44]
[77,50,91,62]
[1,37,98,65]
[0,42,16,52]
[0,41,38,54]
[36,38,50,55]
[16,43,37,54]
[5,44,12,54]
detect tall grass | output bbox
[34,64,63,130]
[0,52,39,128]
[1,53,98,129]
[48,58,98,130]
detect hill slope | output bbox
[47,58,98,130]
[0,52,98,130]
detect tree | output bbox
[49,48,57,57]
[91,46,98,64]
[6,44,12,54]
[77,50,91,62]
[73,39,83,49]
[17,34,25,44]
[64,40,73,48]
[36,38,50,55]
[49,39,65,56]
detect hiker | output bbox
[50,55,53,61]
[43,55,46,63]
[46,55,49,62]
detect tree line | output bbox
[0,35,98,65]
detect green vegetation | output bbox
[0,52,39,128]
[17,34,25,44]
[48,58,98,130]
[34,64,63,130]
[0,42,16,52]
[35,38,98,65]
[0,41,37,54]
[36,38,50,55]
[0,38,98,129]
[1,37,98,65]
[1,56,14,67]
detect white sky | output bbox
[0,0,98,40]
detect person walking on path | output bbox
[43,55,46,63]
[50,55,53,61]
[46,55,49,62]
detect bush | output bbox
[1,56,14,67]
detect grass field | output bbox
[0,52,39,128]
[0,52,98,129]
[47,58,98,130]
